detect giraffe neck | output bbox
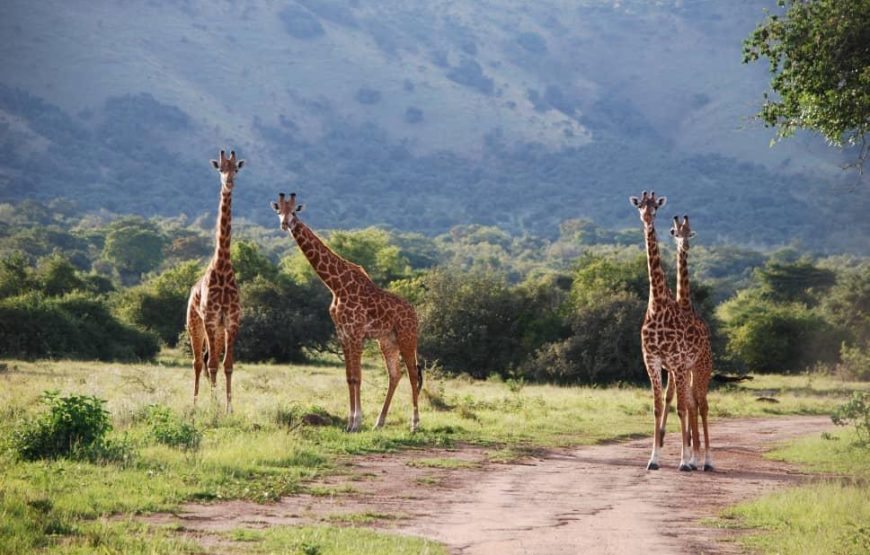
[644,222,672,309]
[290,219,359,293]
[212,187,233,264]
[676,246,691,307]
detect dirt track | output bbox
[145,416,832,554]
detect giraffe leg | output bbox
[223,326,238,415]
[644,355,664,470]
[341,340,364,432]
[660,368,675,448]
[674,370,696,471]
[205,323,223,402]
[187,309,206,405]
[399,334,421,433]
[374,335,402,429]
[695,366,714,471]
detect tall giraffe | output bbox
[629,191,700,471]
[670,215,715,471]
[186,149,244,414]
[272,192,422,432]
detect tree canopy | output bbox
[743,0,870,171]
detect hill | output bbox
[0,0,867,253]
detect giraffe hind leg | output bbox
[399,334,421,433]
[374,335,401,430]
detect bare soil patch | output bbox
[143,416,832,554]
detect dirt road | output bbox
[146,416,832,554]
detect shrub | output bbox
[0,292,159,361]
[144,405,201,450]
[718,292,842,372]
[417,270,546,378]
[113,261,201,346]
[235,276,334,363]
[831,392,870,445]
[526,291,646,384]
[838,343,870,381]
[13,392,113,460]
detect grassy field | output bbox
[1,354,867,554]
[713,427,870,555]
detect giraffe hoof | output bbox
[679,464,693,472]
[689,463,698,471]
[703,464,715,472]
[646,462,659,471]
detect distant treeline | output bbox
[1,84,868,254]
[1,201,867,382]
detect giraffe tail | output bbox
[416,361,424,393]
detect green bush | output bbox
[416,269,548,378]
[144,405,201,450]
[235,276,334,363]
[526,291,646,384]
[718,291,842,372]
[831,392,870,445]
[113,261,201,346]
[0,292,159,361]
[13,392,114,460]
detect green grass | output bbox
[406,457,478,469]
[0,356,866,553]
[713,429,870,554]
[222,525,447,554]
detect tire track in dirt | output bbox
[144,416,832,554]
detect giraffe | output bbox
[272,192,422,432]
[629,191,701,471]
[186,149,244,414]
[670,215,715,471]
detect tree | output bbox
[743,0,870,172]
[231,241,278,284]
[416,269,538,378]
[113,261,202,346]
[101,219,166,284]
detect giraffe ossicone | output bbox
[273,192,423,433]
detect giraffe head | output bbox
[272,192,304,231]
[670,215,695,252]
[210,149,245,190]
[629,191,667,226]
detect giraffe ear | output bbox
[669,228,675,236]
[629,196,640,207]
[656,196,667,208]
[237,160,245,169]
[211,160,220,169]
[295,204,304,213]
[271,201,280,213]
[689,231,697,239]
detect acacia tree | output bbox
[743,0,870,172]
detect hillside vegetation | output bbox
[0,1,867,252]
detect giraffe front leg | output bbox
[342,340,364,433]
[644,355,664,470]
[223,327,238,415]
[660,367,675,448]
[187,310,206,406]
[204,324,222,404]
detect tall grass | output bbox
[0,356,866,553]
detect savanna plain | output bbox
[1,352,868,554]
